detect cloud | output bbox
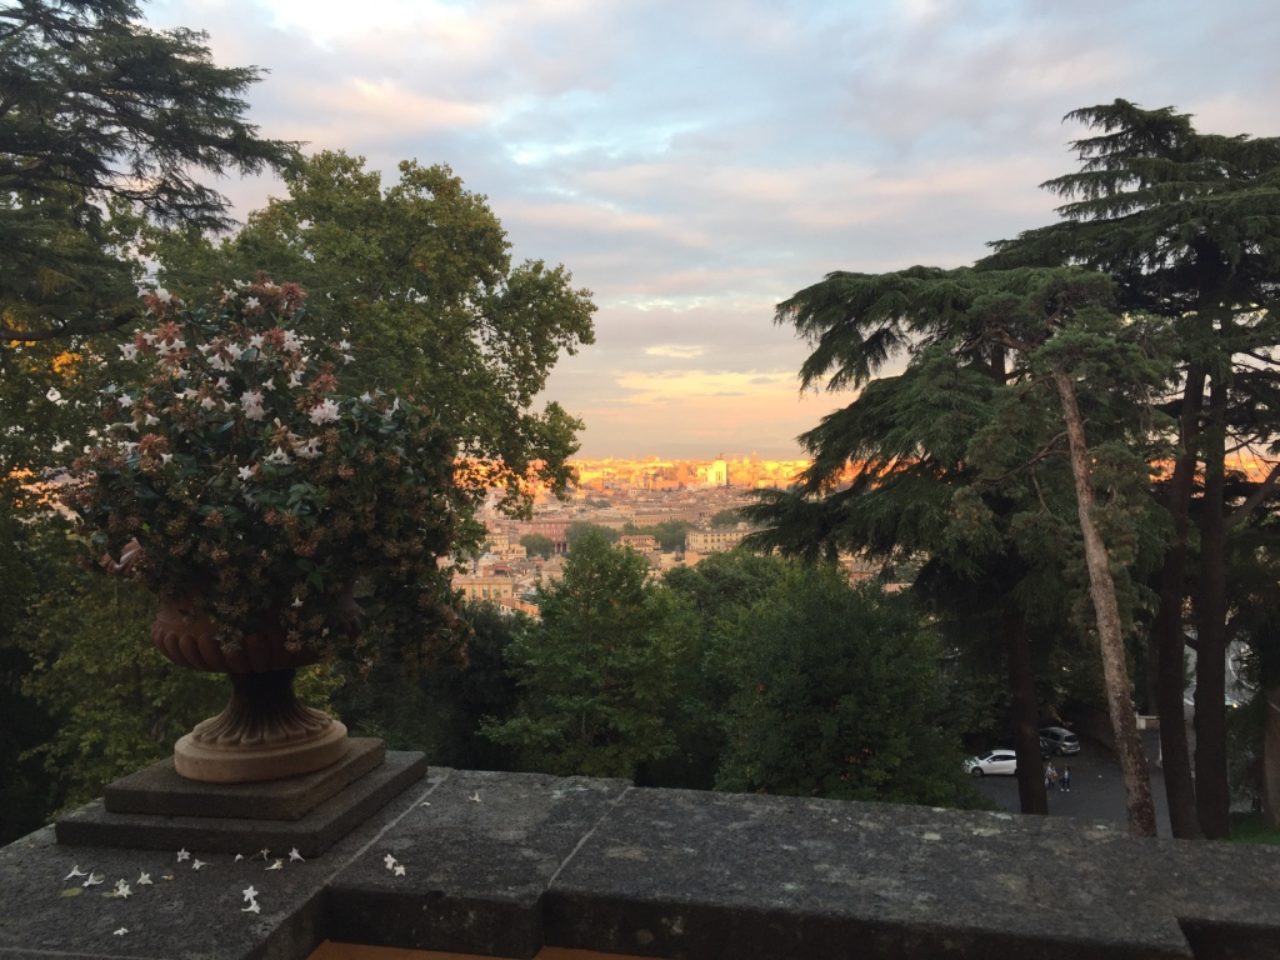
[644,344,706,359]
[149,0,1279,459]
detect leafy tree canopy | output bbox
[482,530,693,778]
[519,533,555,560]
[149,151,596,507]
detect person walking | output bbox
[1045,761,1057,793]
[1061,766,1071,793]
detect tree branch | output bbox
[1227,462,1280,529]
[0,308,139,343]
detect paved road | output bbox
[971,730,1174,836]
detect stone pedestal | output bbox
[55,741,425,858]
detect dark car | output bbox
[1039,726,1081,756]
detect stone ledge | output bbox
[5,768,1280,959]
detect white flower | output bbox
[293,436,322,460]
[118,394,133,408]
[282,330,304,353]
[119,343,138,361]
[215,377,230,393]
[233,279,249,290]
[192,859,207,871]
[249,334,265,350]
[337,339,352,352]
[82,872,104,887]
[262,281,280,293]
[142,332,157,345]
[258,848,271,860]
[469,791,481,803]
[144,414,159,426]
[113,879,132,899]
[176,848,191,862]
[46,387,64,405]
[180,388,200,401]
[245,297,261,311]
[161,453,173,465]
[359,392,372,403]
[383,854,398,870]
[263,447,291,466]
[137,872,152,885]
[242,885,258,901]
[393,864,406,877]
[309,399,340,425]
[235,854,245,862]
[238,465,254,482]
[242,900,261,914]
[342,353,355,364]
[200,396,216,410]
[113,927,128,936]
[241,390,266,421]
[288,370,304,388]
[64,865,87,880]
[291,596,303,608]
[288,848,304,863]
[208,354,233,372]
[266,859,284,871]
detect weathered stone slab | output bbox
[57,751,427,859]
[0,767,448,960]
[325,768,630,959]
[544,788,1196,960]
[104,738,386,821]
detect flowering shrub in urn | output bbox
[69,278,464,664]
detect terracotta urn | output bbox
[151,595,351,783]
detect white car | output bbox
[965,750,1017,777]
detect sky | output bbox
[148,0,1280,458]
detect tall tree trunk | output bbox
[1004,604,1047,814]
[1052,369,1157,837]
[1150,364,1205,838]
[1195,373,1230,838]
[1264,683,1280,828]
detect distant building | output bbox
[707,454,729,487]
[453,572,516,603]
[619,534,658,552]
[685,528,749,554]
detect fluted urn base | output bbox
[174,670,349,783]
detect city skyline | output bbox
[145,0,1280,457]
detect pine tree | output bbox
[984,100,1280,838]
[0,0,294,342]
[750,265,1168,836]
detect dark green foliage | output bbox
[621,519,693,551]
[563,520,620,549]
[148,151,596,509]
[334,601,522,771]
[519,533,555,559]
[0,0,295,342]
[708,508,745,529]
[482,532,693,778]
[654,551,791,789]
[715,565,978,806]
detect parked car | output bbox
[1038,726,1080,756]
[965,750,1017,777]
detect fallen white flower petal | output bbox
[469,792,482,803]
[192,859,207,871]
[136,872,152,885]
[176,848,190,862]
[64,865,87,880]
[266,859,284,871]
[258,848,270,861]
[82,873,104,887]
[113,927,128,936]
[393,864,406,877]
[242,900,261,914]
[242,885,258,901]
[113,879,132,899]
[288,848,304,862]
[235,854,245,862]
[383,854,398,870]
